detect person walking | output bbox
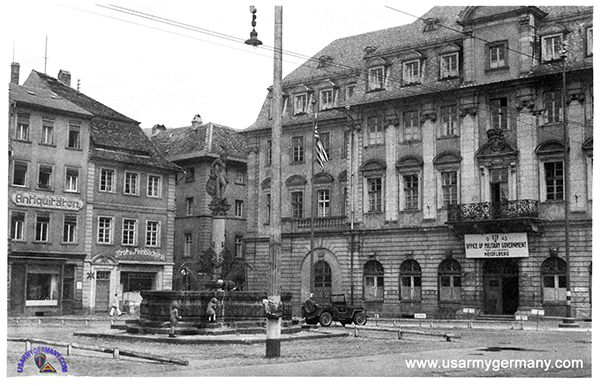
[109,293,122,317]
[169,301,182,338]
[206,297,218,322]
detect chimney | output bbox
[191,114,203,130]
[57,70,71,86]
[10,62,20,85]
[151,124,166,137]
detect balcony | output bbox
[446,200,541,234]
[282,216,349,233]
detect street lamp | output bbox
[244,6,263,47]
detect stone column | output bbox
[385,116,399,222]
[566,83,587,211]
[515,88,540,200]
[420,106,437,219]
[459,97,479,204]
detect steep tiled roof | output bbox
[152,122,247,161]
[22,70,179,171]
[9,83,93,118]
[24,71,138,124]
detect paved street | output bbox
[6,317,592,377]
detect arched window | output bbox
[400,259,422,301]
[541,257,566,302]
[438,259,462,302]
[313,260,332,303]
[364,260,384,301]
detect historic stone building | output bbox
[242,6,593,319]
[150,116,248,290]
[8,66,180,315]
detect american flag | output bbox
[314,122,329,170]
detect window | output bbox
[342,131,349,159]
[41,119,54,145]
[184,233,192,256]
[490,97,508,130]
[65,167,79,192]
[440,53,459,78]
[11,212,25,241]
[320,89,334,110]
[265,193,271,224]
[26,272,59,305]
[99,168,115,192]
[186,197,194,215]
[403,175,419,210]
[542,34,563,61]
[12,161,28,186]
[368,66,385,91]
[400,259,422,301]
[124,172,139,195]
[587,27,593,56]
[97,216,113,244]
[544,90,562,124]
[294,93,308,114]
[145,221,160,247]
[346,83,356,100]
[364,260,384,301]
[291,191,304,218]
[439,259,462,302]
[235,235,243,258]
[367,116,384,145]
[317,189,331,217]
[38,164,53,190]
[235,200,244,217]
[16,115,30,141]
[488,42,507,69]
[402,111,420,142]
[35,213,50,242]
[403,60,421,84]
[63,215,77,243]
[367,177,383,212]
[541,257,567,302]
[545,161,564,200]
[265,140,272,165]
[122,219,137,246]
[440,105,458,137]
[441,171,458,207]
[147,175,161,197]
[185,167,195,182]
[292,136,305,163]
[67,123,81,149]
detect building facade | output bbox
[151,116,248,290]
[8,66,179,315]
[243,6,593,319]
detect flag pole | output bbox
[309,103,316,299]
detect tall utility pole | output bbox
[265,5,284,357]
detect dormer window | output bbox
[403,60,421,85]
[294,93,308,114]
[423,18,440,32]
[368,66,385,91]
[320,89,334,110]
[487,41,508,69]
[542,34,563,62]
[586,27,593,56]
[440,53,459,79]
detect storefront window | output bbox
[26,273,59,306]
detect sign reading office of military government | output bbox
[464,233,529,258]
[11,192,83,211]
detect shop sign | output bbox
[464,233,529,258]
[11,192,83,211]
[115,248,166,261]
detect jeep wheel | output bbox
[319,312,333,327]
[304,299,317,315]
[353,312,367,325]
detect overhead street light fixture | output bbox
[244,6,263,47]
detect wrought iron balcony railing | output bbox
[447,200,539,222]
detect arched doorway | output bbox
[483,259,519,315]
[300,248,341,304]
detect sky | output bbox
[2,1,439,130]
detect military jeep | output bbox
[302,294,368,327]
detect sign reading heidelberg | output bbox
[464,233,529,258]
[12,192,83,211]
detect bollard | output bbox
[354,326,359,337]
[38,319,42,325]
[67,344,72,356]
[26,341,32,351]
[113,348,119,359]
[393,320,397,327]
[398,331,403,340]
[85,319,89,327]
[61,319,65,325]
